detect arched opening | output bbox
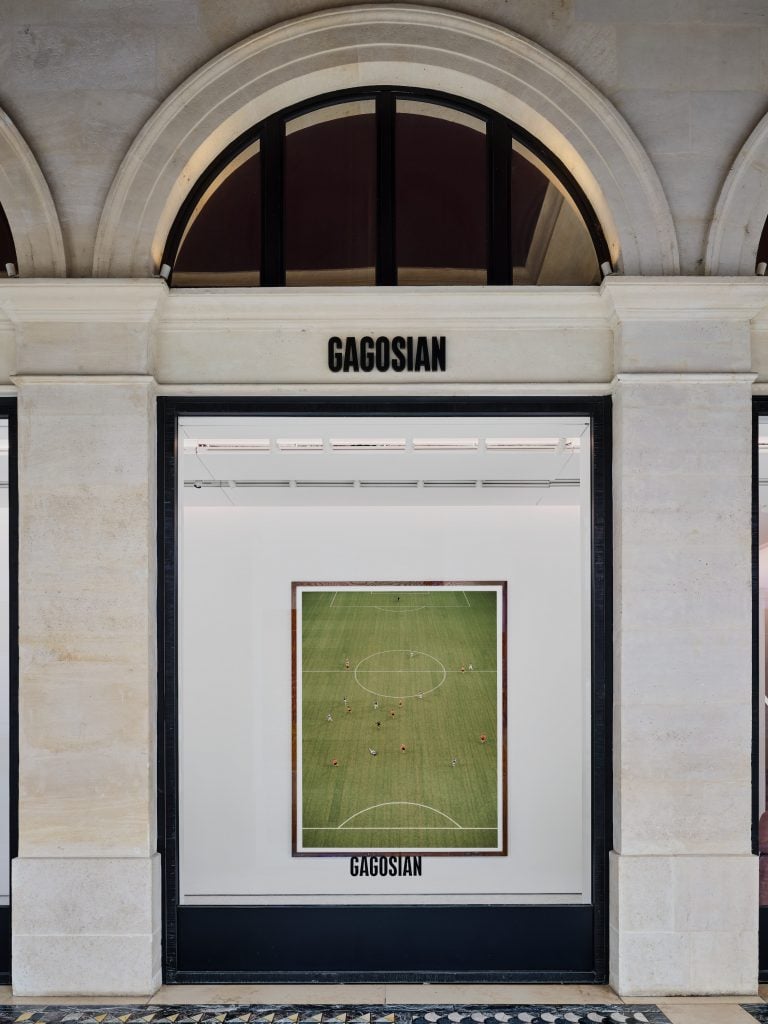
[0,204,17,278]
[163,88,609,288]
[757,215,768,274]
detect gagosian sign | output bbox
[328,335,446,373]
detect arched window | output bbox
[0,204,16,278]
[164,89,608,287]
[757,215,768,274]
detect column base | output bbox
[11,854,161,996]
[609,851,758,996]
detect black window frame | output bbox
[162,87,611,288]
[0,399,18,982]
[157,394,612,983]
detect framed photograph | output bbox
[292,582,507,856]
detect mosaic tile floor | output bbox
[0,1007,670,1024]
[741,1007,768,1021]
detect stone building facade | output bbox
[0,0,766,1000]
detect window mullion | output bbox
[376,92,397,286]
[488,116,512,285]
[261,115,285,286]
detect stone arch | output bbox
[706,108,768,275]
[93,4,678,278]
[0,107,66,276]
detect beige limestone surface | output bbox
[0,0,766,274]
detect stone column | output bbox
[7,281,164,996]
[608,279,762,995]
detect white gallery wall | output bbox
[179,502,588,904]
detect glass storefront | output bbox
[158,398,610,980]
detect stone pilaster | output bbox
[11,374,160,994]
[610,356,757,991]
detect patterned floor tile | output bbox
[0,1006,672,1024]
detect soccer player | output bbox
[369,748,377,757]
[344,658,350,670]
[389,709,396,718]
[417,691,423,700]
[451,756,457,768]
[460,663,466,673]
[398,699,403,707]
[346,706,352,714]
[373,701,379,710]
[400,744,406,752]
[480,733,487,744]
[326,713,333,722]
[331,758,338,767]
[343,695,348,705]
[468,663,474,671]
[375,721,381,728]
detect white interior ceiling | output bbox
[180,415,588,507]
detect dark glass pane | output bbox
[174,140,261,286]
[757,216,768,271]
[511,143,600,286]
[0,204,16,278]
[285,101,376,286]
[396,101,487,285]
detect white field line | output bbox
[329,591,337,607]
[303,669,496,673]
[337,800,463,829]
[463,591,471,607]
[353,649,448,698]
[304,826,498,830]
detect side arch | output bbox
[706,108,768,275]
[94,4,678,278]
[0,108,66,277]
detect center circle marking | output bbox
[353,648,447,699]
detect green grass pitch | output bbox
[297,587,503,853]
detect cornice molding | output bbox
[160,286,608,330]
[0,279,167,325]
[602,277,768,324]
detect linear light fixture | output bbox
[359,480,420,488]
[277,438,324,451]
[185,438,270,453]
[485,437,580,451]
[330,438,407,450]
[233,480,291,488]
[423,479,478,487]
[295,480,356,487]
[412,438,479,450]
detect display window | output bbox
[158,397,611,982]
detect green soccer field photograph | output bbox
[293,582,507,855]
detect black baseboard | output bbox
[174,904,596,981]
